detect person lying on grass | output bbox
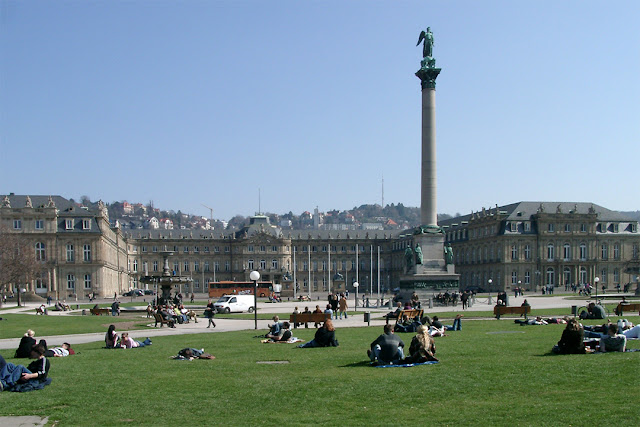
[173,348,215,360]
[45,343,75,357]
[119,333,152,349]
[297,319,339,348]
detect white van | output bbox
[214,294,255,314]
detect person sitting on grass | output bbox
[0,344,51,392]
[45,343,75,357]
[15,330,37,358]
[105,325,120,348]
[404,325,438,363]
[368,324,405,365]
[599,323,627,352]
[119,333,152,348]
[298,319,339,348]
[267,316,283,338]
[579,302,606,320]
[552,318,585,354]
[267,322,293,342]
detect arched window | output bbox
[545,267,555,285]
[563,243,571,260]
[579,243,587,261]
[563,267,571,285]
[547,243,555,260]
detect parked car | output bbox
[123,289,144,297]
[143,289,156,295]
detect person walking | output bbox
[338,295,348,319]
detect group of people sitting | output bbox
[265,316,293,342]
[105,325,152,349]
[152,303,197,327]
[553,317,639,354]
[368,324,438,365]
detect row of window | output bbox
[13,219,45,230]
[65,273,92,290]
[34,243,92,262]
[463,267,622,287]
[137,245,232,254]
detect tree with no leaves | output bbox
[0,225,42,307]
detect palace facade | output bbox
[2,195,638,300]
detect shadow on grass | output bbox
[340,360,372,368]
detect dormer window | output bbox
[65,219,74,230]
[82,219,91,230]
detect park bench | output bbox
[386,309,424,326]
[153,313,174,327]
[494,305,530,319]
[90,307,110,316]
[614,302,640,316]
[289,312,330,328]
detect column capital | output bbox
[416,66,441,89]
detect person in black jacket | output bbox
[15,330,37,358]
[20,344,50,383]
[298,319,339,348]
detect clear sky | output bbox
[1,1,638,221]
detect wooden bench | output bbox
[614,302,640,316]
[153,313,174,327]
[385,309,424,326]
[494,305,530,319]
[289,312,330,328]
[90,308,111,316]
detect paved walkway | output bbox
[0,294,588,350]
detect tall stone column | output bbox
[420,87,437,226]
[416,55,441,227]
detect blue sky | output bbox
[1,1,638,221]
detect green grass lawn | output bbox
[1,316,639,426]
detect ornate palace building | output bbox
[2,195,639,300]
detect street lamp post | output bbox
[488,279,493,305]
[353,281,359,312]
[594,276,600,302]
[250,270,260,330]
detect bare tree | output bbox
[0,225,42,307]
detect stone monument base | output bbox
[400,233,459,291]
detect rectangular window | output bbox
[67,274,75,289]
[259,259,266,269]
[511,245,518,260]
[547,223,554,232]
[66,244,75,262]
[153,261,158,272]
[272,245,277,252]
[564,224,571,232]
[183,246,189,253]
[581,224,587,232]
[511,271,517,285]
[84,274,91,289]
[194,260,199,272]
[260,245,266,252]
[224,246,229,253]
[194,246,199,253]
[183,261,189,272]
[142,246,147,253]
[524,271,531,285]
[173,261,179,274]
[13,219,22,230]
[524,245,531,260]
[225,261,230,272]
[133,259,138,272]
[204,261,210,272]
[82,219,91,230]
[524,222,531,232]
[204,246,210,253]
[194,279,200,289]
[248,259,254,270]
[65,219,73,230]
[35,220,44,230]
[214,261,220,272]
[248,245,254,253]
[153,246,158,253]
[272,259,278,269]
[83,244,91,262]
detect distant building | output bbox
[2,196,638,300]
